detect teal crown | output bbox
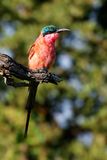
[41,25,58,36]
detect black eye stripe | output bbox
[43,30,57,36]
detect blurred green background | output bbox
[0,0,107,159]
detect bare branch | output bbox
[0,53,62,138]
[0,54,62,86]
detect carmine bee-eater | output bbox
[24,25,70,137]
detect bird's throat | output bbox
[44,33,59,44]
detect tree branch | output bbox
[0,53,62,138]
[0,53,62,86]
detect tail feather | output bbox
[24,81,39,138]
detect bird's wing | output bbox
[28,43,37,60]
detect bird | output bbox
[24,25,70,138]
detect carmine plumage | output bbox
[24,25,70,138]
[28,32,59,70]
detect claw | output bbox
[38,68,48,73]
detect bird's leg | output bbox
[38,67,48,73]
[30,68,48,83]
[31,67,48,74]
[4,76,29,87]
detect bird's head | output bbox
[41,25,70,43]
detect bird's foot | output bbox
[39,67,48,73]
[32,67,48,73]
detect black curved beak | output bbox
[56,28,70,33]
